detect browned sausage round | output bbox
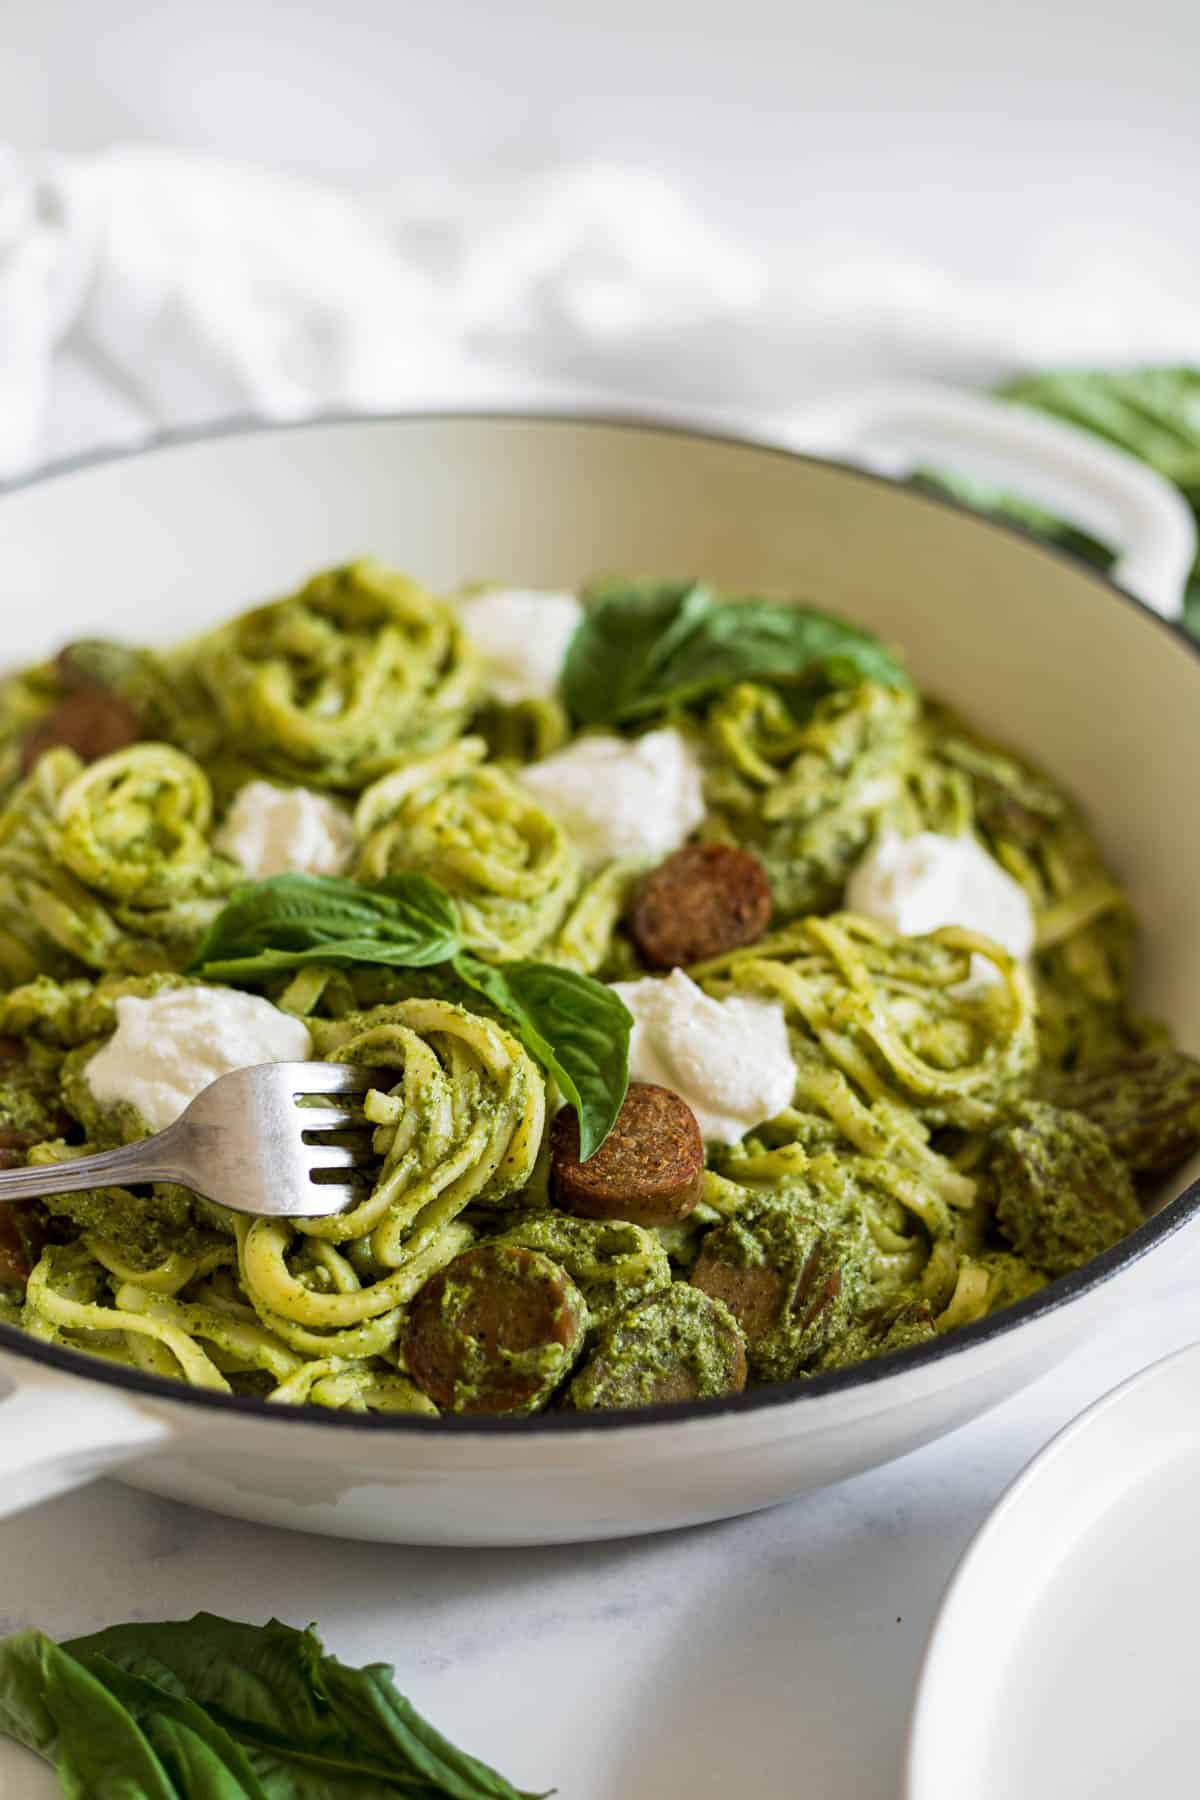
[20,688,142,776]
[0,1201,44,1285]
[690,1247,790,1349]
[551,1083,705,1226]
[570,1284,747,1410]
[54,640,142,694]
[404,1243,587,1414]
[690,1199,863,1382]
[627,842,773,968]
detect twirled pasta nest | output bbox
[184,561,482,791]
[0,744,239,984]
[703,680,919,917]
[21,998,546,1407]
[355,737,581,961]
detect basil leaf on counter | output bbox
[0,1614,548,1799]
[0,1631,182,1796]
[187,872,465,981]
[562,578,910,726]
[453,954,632,1159]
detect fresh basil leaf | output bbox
[559,579,705,725]
[454,954,631,1160]
[188,873,465,983]
[999,368,1200,500]
[315,1659,540,1800]
[187,873,632,1158]
[75,1653,269,1798]
[61,1614,546,1799]
[562,579,909,726]
[0,1630,181,1797]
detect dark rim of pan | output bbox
[1,406,1197,1435]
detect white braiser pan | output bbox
[0,387,1196,1546]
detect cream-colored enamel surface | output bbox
[1,413,1198,1544]
[7,417,1196,1044]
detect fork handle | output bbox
[0,1126,194,1203]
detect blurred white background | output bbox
[2,0,1198,472]
[4,0,1194,264]
[5,0,1198,272]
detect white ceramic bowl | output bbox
[1,404,1198,1546]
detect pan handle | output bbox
[783,381,1195,622]
[0,1356,172,1517]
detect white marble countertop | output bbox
[1,1264,1195,1800]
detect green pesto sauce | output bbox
[0,1042,66,1144]
[816,1297,938,1372]
[1,572,1195,1411]
[990,1100,1142,1277]
[41,1181,202,1269]
[570,1284,744,1410]
[489,1210,671,1330]
[699,1192,869,1383]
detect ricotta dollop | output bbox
[610,969,796,1145]
[845,830,1035,961]
[456,587,583,705]
[85,987,313,1134]
[214,781,355,881]
[521,728,705,871]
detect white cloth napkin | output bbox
[3,143,1199,482]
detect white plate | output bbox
[906,1339,1200,1800]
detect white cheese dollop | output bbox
[214,781,355,881]
[456,587,584,705]
[844,830,1036,961]
[85,987,313,1134]
[611,969,796,1146]
[521,728,705,871]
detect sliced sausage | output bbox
[690,1199,861,1382]
[570,1284,747,1410]
[490,1210,671,1330]
[0,1201,46,1285]
[551,1082,705,1226]
[20,688,142,776]
[404,1243,587,1414]
[54,639,142,694]
[627,842,773,968]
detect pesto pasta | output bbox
[0,745,239,985]
[354,738,580,960]
[182,560,482,792]
[0,567,1195,1415]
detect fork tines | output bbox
[287,1062,394,1095]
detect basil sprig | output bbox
[0,1613,546,1798]
[188,873,631,1159]
[187,873,463,981]
[562,578,910,727]
[454,956,630,1167]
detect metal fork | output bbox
[0,1063,392,1219]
